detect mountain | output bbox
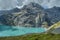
[0,8,21,15]
[0,2,50,27]
[0,2,60,28]
[46,6,60,24]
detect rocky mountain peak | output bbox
[0,2,60,28]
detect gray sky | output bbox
[0,0,60,10]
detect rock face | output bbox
[46,6,60,24]
[0,2,60,27]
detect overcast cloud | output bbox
[0,0,60,10]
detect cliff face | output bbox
[46,6,60,24]
[0,2,60,27]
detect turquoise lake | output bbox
[0,25,46,37]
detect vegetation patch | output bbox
[0,33,60,40]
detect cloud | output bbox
[40,0,60,8]
[0,0,60,10]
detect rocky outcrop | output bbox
[46,6,60,24]
[0,2,60,27]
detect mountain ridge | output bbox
[0,2,60,27]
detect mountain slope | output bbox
[46,6,60,24]
[0,2,60,28]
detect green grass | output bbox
[0,33,60,40]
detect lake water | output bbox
[0,25,46,37]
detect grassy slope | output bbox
[0,33,60,40]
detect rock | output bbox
[0,2,60,27]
